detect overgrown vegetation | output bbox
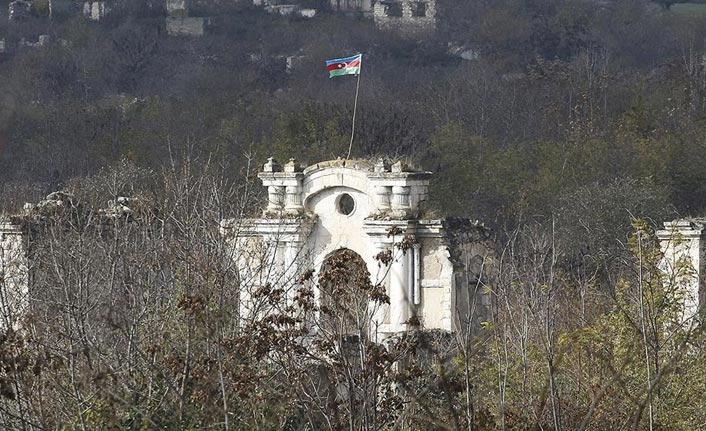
[1,0,706,429]
[0,161,703,430]
[0,0,705,226]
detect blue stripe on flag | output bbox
[325,54,362,66]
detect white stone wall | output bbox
[83,1,108,21]
[329,0,372,12]
[166,0,189,15]
[230,157,488,337]
[418,236,453,330]
[657,220,704,322]
[373,0,437,35]
[0,221,28,329]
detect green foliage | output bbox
[670,3,706,15]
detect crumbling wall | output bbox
[373,0,436,36]
[329,0,372,13]
[166,0,189,15]
[418,236,454,330]
[443,218,493,330]
[9,0,31,20]
[83,1,109,20]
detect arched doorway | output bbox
[318,248,372,336]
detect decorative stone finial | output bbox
[263,157,282,173]
[391,161,406,173]
[374,158,390,173]
[284,158,302,173]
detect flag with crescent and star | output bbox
[325,54,362,78]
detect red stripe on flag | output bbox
[326,60,361,72]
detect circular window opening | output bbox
[337,193,355,216]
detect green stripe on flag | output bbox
[329,67,360,78]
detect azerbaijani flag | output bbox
[325,54,362,78]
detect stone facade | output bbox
[223,158,492,338]
[83,1,109,20]
[0,219,28,329]
[0,158,492,337]
[373,0,436,35]
[329,0,373,13]
[19,34,50,48]
[657,219,706,322]
[166,0,189,15]
[265,4,297,15]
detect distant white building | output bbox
[373,0,437,35]
[223,158,492,337]
[329,0,373,13]
[0,218,28,329]
[657,219,706,322]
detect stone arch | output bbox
[318,248,372,335]
[301,167,371,210]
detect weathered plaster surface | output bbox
[229,158,492,337]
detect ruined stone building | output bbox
[326,0,437,34]
[373,0,436,34]
[0,158,491,338]
[328,0,373,13]
[223,158,492,338]
[8,0,31,20]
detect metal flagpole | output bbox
[346,61,362,160]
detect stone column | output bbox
[368,238,389,332]
[284,239,306,308]
[391,186,411,217]
[267,186,285,212]
[389,248,411,330]
[412,243,421,305]
[285,185,303,214]
[0,220,27,330]
[426,0,436,18]
[401,0,412,18]
[374,186,391,214]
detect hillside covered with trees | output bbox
[1,0,706,222]
[1,0,706,430]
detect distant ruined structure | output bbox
[327,0,437,35]
[83,0,109,20]
[328,0,373,13]
[8,0,31,20]
[373,0,436,35]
